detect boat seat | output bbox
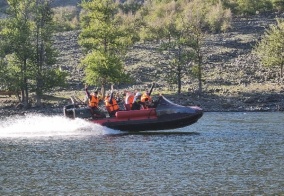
[116,108,156,119]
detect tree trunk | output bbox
[101,85,105,100]
[177,46,182,94]
[281,63,283,78]
[23,77,29,109]
[197,53,202,95]
[35,75,43,107]
[20,59,29,108]
[21,89,25,103]
[177,64,182,94]
[35,76,43,107]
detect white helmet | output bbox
[135,92,142,97]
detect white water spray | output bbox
[0,114,119,138]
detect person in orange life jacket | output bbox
[131,92,145,110]
[123,90,134,110]
[140,91,153,109]
[85,86,105,118]
[104,91,120,117]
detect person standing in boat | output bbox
[85,85,106,118]
[104,91,120,117]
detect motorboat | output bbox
[63,95,203,132]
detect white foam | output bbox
[0,114,119,138]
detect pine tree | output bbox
[79,0,136,94]
[0,0,67,107]
[32,0,66,106]
[254,19,284,80]
[0,0,35,108]
[140,0,231,94]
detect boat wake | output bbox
[0,114,119,138]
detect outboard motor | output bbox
[72,107,93,119]
[63,104,93,119]
[63,104,76,118]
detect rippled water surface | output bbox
[1,112,284,195]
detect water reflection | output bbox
[107,131,201,137]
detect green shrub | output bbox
[53,6,79,32]
[272,0,284,11]
[222,0,274,15]
[205,2,232,32]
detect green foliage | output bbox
[191,63,201,78]
[119,0,143,14]
[222,0,275,15]
[81,51,124,84]
[236,0,259,15]
[41,69,68,90]
[0,0,67,106]
[79,0,136,88]
[205,2,232,32]
[0,0,36,106]
[272,0,284,11]
[181,0,232,33]
[254,19,284,78]
[53,6,79,32]
[0,54,21,92]
[31,0,64,97]
[2,0,34,61]
[140,0,181,41]
[140,0,231,94]
[141,0,194,93]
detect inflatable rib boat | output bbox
[63,95,203,132]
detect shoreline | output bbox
[0,106,282,119]
[1,93,283,118]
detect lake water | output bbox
[0,112,283,195]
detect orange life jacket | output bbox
[89,95,99,108]
[140,93,152,109]
[125,93,134,109]
[105,97,119,112]
[141,93,152,103]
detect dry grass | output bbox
[52,6,80,31]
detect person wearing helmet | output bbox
[131,92,144,110]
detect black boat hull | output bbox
[95,112,203,132]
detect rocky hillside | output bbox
[50,12,284,112]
